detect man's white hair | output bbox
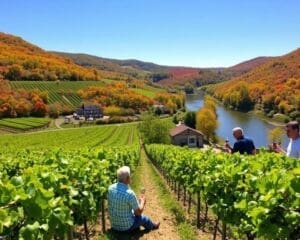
[117,166,131,182]
[232,127,244,135]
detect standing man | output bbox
[107,166,160,232]
[274,121,300,158]
[225,127,256,155]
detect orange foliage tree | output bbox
[206,48,300,119]
[78,82,154,114]
[0,80,48,117]
[0,32,127,82]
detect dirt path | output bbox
[101,149,181,240]
[135,150,180,240]
[54,117,64,128]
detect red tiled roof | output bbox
[170,124,203,137]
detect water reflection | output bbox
[185,93,288,148]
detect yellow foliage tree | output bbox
[203,96,217,114]
[196,107,218,142]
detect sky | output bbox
[1,0,300,67]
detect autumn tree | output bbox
[5,64,23,80]
[203,96,217,114]
[196,96,218,142]
[196,107,218,142]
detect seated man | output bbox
[107,166,160,232]
[224,127,256,155]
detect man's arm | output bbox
[133,195,146,216]
[224,142,232,153]
[273,143,286,154]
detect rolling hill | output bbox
[0,32,131,82]
[228,56,274,74]
[206,48,300,120]
[1,31,278,88]
[2,31,297,120]
[53,52,273,87]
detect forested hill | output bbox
[51,51,167,73]
[53,52,272,87]
[228,56,274,75]
[206,48,300,120]
[0,32,130,81]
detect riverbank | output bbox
[249,110,286,127]
[192,90,286,127]
[185,91,289,147]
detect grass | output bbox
[131,85,164,98]
[251,110,286,126]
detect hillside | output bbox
[0,32,129,82]
[0,32,279,89]
[50,51,151,78]
[54,52,271,87]
[159,57,275,87]
[228,56,274,74]
[207,48,300,120]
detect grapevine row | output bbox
[0,145,140,239]
[145,144,300,240]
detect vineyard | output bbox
[0,145,140,239]
[10,81,165,111]
[0,124,139,149]
[10,81,105,110]
[0,123,140,239]
[145,144,300,240]
[0,118,51,132]
[1,122,299,239]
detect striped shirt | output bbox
[107,182,139,231]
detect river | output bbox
[185,92,288,148]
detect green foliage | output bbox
[184,111,196,129]
[0,145,140,238]
[148,72,170,82]
[139,113,171,144]
[146,144,300,239]
[184,83,194,94]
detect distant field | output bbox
[131,85,164,98]
[10,81,164,110]
[0,123,139,149]
[0,117,51,131]
[10,81,105,109]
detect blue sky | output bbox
[1,0,300,67]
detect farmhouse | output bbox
[76,104,103,119]
[170,123,204,148]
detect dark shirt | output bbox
[232,136,255,155]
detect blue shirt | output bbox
[232,136,255,155]
[107,182,139,231]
